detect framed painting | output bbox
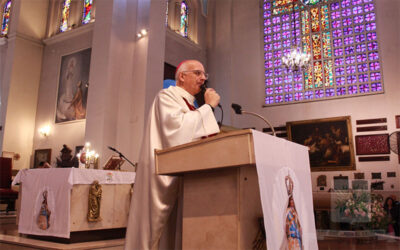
[33,149,51,168]
[55,48,91,123]
[287,116,355,171]
[355,134,389,155]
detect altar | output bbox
[12,168,135,240]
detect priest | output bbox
[125,60,221,250]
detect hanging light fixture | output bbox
[281,0,311,71]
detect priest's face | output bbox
[178,61,206,95]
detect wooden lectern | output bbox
[155,129,264,249]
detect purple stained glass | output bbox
[294,73,303,82]
[333,29,343,38]
[353,6,363,15]
[364,0,373,3]
[356,43,366,53]
[265,96,274,104]
[359,84,369,93]
[346,65,356,74]
[342,9,352,17]
[263,2,270,10]
[264,26,272,34]
[275,95,283,103]
[354,15,364,24]
[264,35,272,43]
[345,46,355,55]
[284,75,292,83]
[366,22,376,31]
[263,11,271,19]
[358,63,368,72]
[333,39,342,47]
[291,12,300,20]
[265,61,273,68]
[346,56,356,64]
[369,61,380,71]
[332,20,341,29]
[359,73,368,82]
[347,75,357,83]
[275,86,283,94]
[264,44,272,51]
[273,41,281,49]
[364,3,374,12]
[284,84,293,92]
[274,59,282,67]
[282,22,290,30]
[368,41,378,51]
[264,19,272,26]
[283,40,291,48]
[282,30,290,39]
[305,91,313,100]
[285,94,293,102]
[272,16,281,24]
[265,69,272,77]
[331,2,340,10]
[344,36,354,45]
[335,58,344,66]
[342,0,351,8]
[336,77,346,85]
[275,77,283,84]
[273,25,281,33]
[352,0,362,5]
[315,89,324,98]
[354,24,365,33]
[348,85,358,94]
[367,32,377,41]
[274,68,282,76]
[266,87,273,95]
[283,48,291,55]
[274,50,282,58]
[366,12,375,22]
[357,54,367,62]
[371,82,382,92]
[370,72,381,81]
[337,87,346,96]
[282,14,289,22]
[265,78,273,86]
[343,27,353,36]
[325,88,335,97]
[294,92,303,101]
[332,11,340,20]
[273,33,281,41]
[265,52,272,60]
[355,34,365,43]
[335,67,345,75]
[334,48,344,56]
[369,51,379,61]
[343,18,352,26]
[294,83,303,91]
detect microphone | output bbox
[107,146,138,169]
[231,103,276,136]
[108,146,117,152]
[197,83,223,127]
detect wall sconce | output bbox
[77,142,99,169]
[137,29,148,39]
[39,125,51,137]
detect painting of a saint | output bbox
[55,48,91,123]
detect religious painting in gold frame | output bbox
[286,116,355,172]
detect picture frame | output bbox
[355,134,390,155]
[33,149,52,168]
[55,48,91,123]
[287,116,355,172]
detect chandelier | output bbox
[281,0,311,71]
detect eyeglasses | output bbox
[182,70,209,80]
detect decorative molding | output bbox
[43,23,94,46]
[7,33,44,47]
[356,125,387,132]
[356,118,386,125]
[166,28,202,52]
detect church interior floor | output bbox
[1,211,399,249]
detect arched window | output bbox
[263,0,384,106]
[60,0,72,32]
[82,0,93,24]
[179,0,188,37]
[1,0,12,36]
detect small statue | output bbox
[87,180,102,222]
[56,144,78,168]
[37,191,51,230]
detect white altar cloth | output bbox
[12,168,135,238]
[252,130,318,250]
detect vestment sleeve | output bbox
[155,92,220,148]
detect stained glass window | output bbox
[263,0,384,106]
[60,0,72,32]
[82,0,93,25]
[1,0,11,36]
[180,0,188,37]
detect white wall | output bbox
[207,0,400,191]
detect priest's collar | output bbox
[175,86,195,105]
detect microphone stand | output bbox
[108,146,138,170]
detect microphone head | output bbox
[231,103,242,114]
[108,146,115,151]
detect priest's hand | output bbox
[204,88,220,108]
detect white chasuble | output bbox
[125,86,220,250]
